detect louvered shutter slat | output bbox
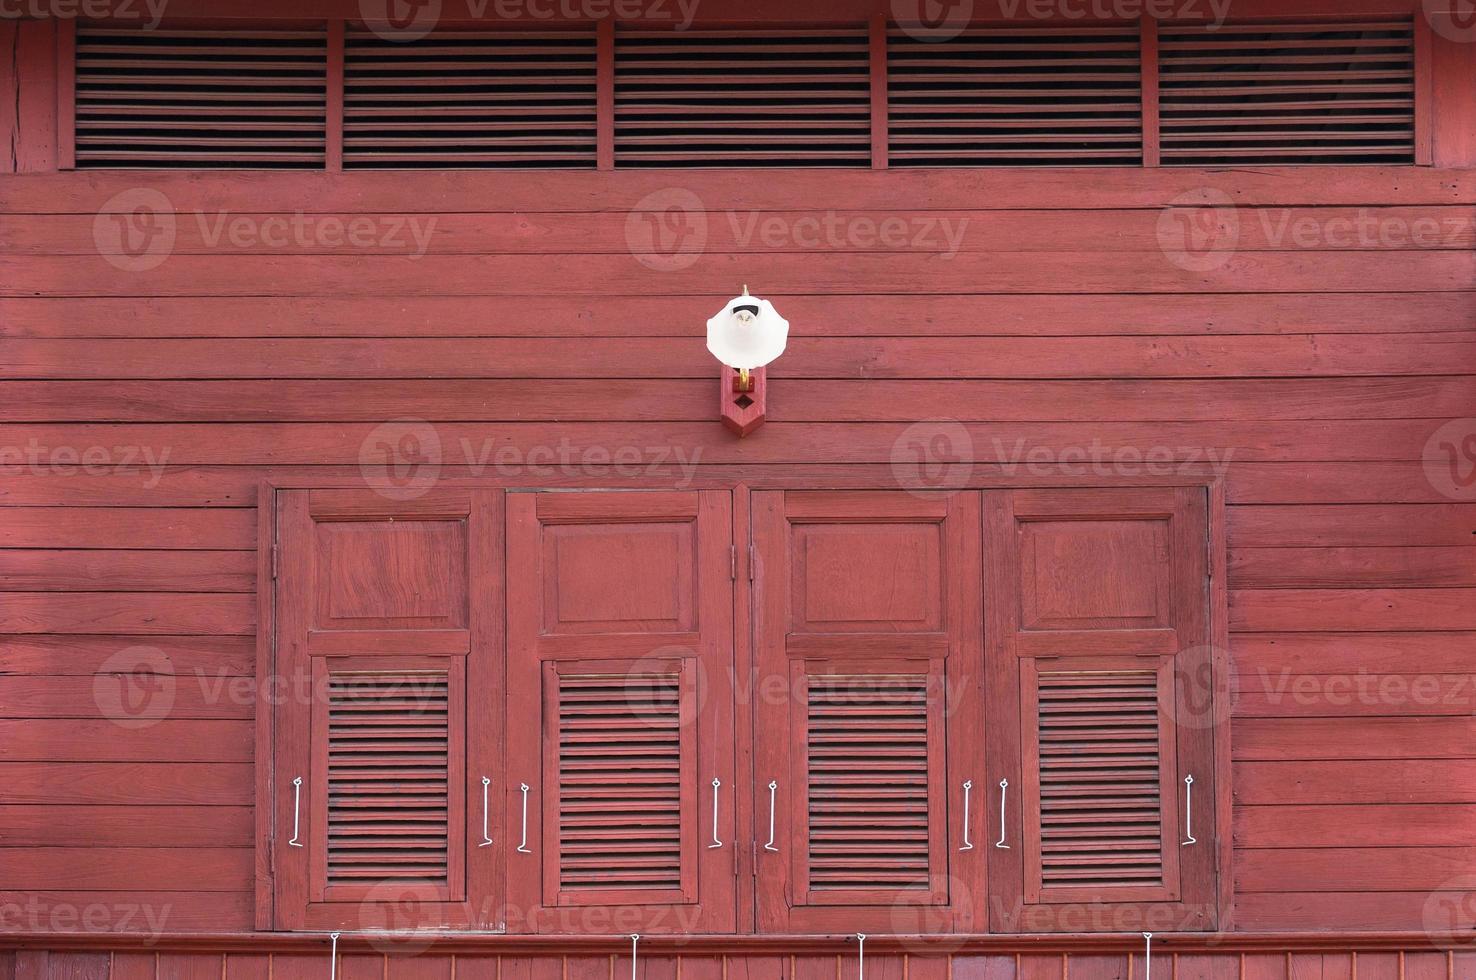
[554,671,684,895]
[325,671,452,887]
[888,27,1143,166]
[343,29,597,169]
[75,27,327,169]
[1159,19,1416,165]
[615,30,871,167]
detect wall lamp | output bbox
[706,287,788,437]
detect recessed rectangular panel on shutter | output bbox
[344,28,598,169]
[753,491,984,934]
[544,660,696,906]
[1022,658,1178,904]
[505,491,735,934]
[615,29,871,167]
[75,27,327,169]
[888,25,1143,166]
[1159,19,1416,165]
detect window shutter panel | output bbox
[273,489,503,931]
[985,488,1216,933]
[753,491,985,933]
[504,491,736,934]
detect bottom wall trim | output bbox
[2,947,1474,980]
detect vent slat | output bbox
[344,28,597,169]
[1159,18,1415,165]
[326,671,451,888]
[75,27,326,169]
[556,672,685,893]
[888,26,1142,167]
[1034,669,1165,891]
[615,30,870,167]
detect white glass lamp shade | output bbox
[706,294,789,371]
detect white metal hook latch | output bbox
[479,776,494,847]
[709,778,723,848]
[328,932,340,980]
[1142,932,1153,980]
[995,778,1010,849]
[763,780,779,852]
[1181,775,1197,846]
[289,776,304,847]
[856,934,866,980]
[629,934,640,980]
[959,780,974,851]
[517,782,532,853]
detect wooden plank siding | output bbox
[0,2,1474,945]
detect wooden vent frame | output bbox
[67,15,1432,171]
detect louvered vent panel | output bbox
[615,30,871,167]
[888,26,1143,166]
[558,672,683,892]
[807,674,930,891]
[326,671,450,886]
[344,30,598,169]
[1037,669,1164,889]
[1159,19,1416,164]
[75,28,327,168]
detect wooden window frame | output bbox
[64,2,1436,173]
[256,475,1232,936]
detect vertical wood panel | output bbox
[1432,32,1476,165]
[1139,16,1160,167]
[596,19,614,171]
[869,13,887,170]
[52,19,74,171]
[325,20,344,173]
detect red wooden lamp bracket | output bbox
[720,365,766,437]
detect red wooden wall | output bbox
[1,0,1475,962]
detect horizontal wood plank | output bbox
[0,763,253,805]
[0,550,255,592]
[0,593,255,635]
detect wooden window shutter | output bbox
[752,491,985,933]
[984,487,1217,932]
[273,489,503,931]
[75,26,328,169]
[1158,18,1417,165]
[504,491,736,934]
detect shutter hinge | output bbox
[748,544,755,581]
[271,542,279,580]
[730,545,737,581]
